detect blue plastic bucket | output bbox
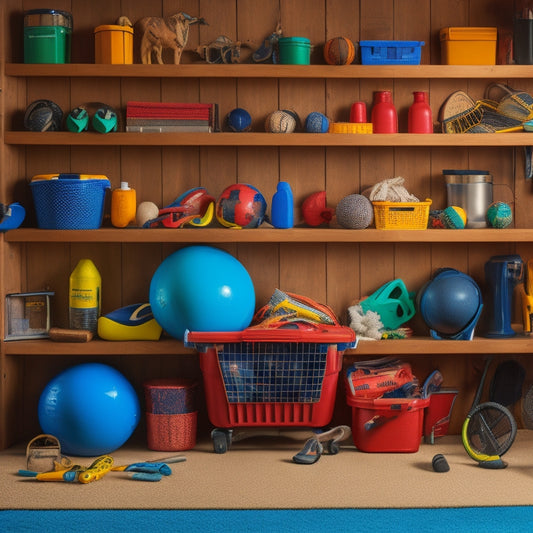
[30,176,110,229]
[279,37,311,65]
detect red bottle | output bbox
[408,91,433,133]
[371,91,398,133]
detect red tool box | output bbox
[185,323,357,453]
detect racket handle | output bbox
[478,459,507,469]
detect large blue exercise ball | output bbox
[149,245,255,339]
[38,363,140,456]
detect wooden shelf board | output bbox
[4,335,533,356]
[5,131,533,146]
[3,338,195,355]
[6,63,533,79]
[5,227,532,244]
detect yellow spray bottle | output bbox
[69,259,101,333]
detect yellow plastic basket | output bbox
[372,199,432,230]
[329,122,373,134]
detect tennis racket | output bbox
[462,357,517,469]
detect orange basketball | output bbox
[324,36,356,65]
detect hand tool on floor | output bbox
[291,426,352,465]
[18,455,114,483]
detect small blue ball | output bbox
[305,112,329,133]
[226,108,252,132]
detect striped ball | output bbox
[265,110,298,133]
[442,206,467,229]
[486,201,512,228]
[323,37,356,65]
[336,194,374,229]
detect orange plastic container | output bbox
[440,27,497,65]
[347,396,429,453]
[94,24,133,64]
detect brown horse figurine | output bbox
[137,12,207,64]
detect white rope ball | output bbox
[265,110,298,133]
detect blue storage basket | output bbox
[30,174,110,229]
[360,40,424,65]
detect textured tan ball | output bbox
[336,194,374,229]
[137,201,159,227]
[265,110,297,133]
[324,36,356,65]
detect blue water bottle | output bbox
[271,181,294,229]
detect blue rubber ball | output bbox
[149,245,255,339]
[305,112,329,133]
[38,363,140,456]
[227,107,252,132]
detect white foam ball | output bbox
[137,201,159,227]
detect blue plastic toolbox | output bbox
[360,40,424,65]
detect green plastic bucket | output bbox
[279,37,311,65]
[24,9,72,64]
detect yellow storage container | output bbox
[94,24,133,64]
[440,27,497,65]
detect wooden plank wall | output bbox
[3,0,533,442]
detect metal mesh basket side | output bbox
[217,342,329,403]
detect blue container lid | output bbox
[359,40,424,47]
[442,169,490,175]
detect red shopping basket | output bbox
[185,323,357,434]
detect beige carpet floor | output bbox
[2,430,533,510]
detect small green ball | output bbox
[486,201,512,229]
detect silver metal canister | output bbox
[443,170,493,228]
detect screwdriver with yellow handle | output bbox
[18,455,113,483]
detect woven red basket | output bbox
[146,412,197,451]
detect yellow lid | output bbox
[94,24,133,34]
[329,122,373,134]
[440,27,497,41]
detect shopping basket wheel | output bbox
[211,428,232,454]
[326,439,340,455]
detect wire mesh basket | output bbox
[219,341,329,404]
[185,326,357,428]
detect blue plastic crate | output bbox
[360,40,424,65]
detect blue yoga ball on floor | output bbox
[38,362,140,456]
[149,245,256,339]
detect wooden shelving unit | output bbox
[2,0,533,450]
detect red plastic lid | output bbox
[346,395,430,410]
